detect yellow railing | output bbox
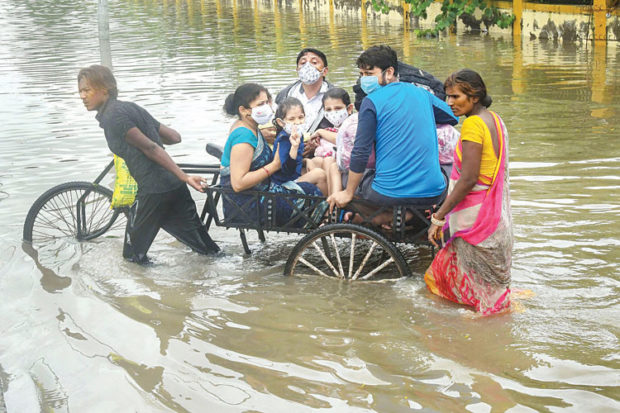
[395,0,619,40]
[483,0,616,40]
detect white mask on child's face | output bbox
[251,103,274,125]
[284,122,307,136]
[324,108,348,128]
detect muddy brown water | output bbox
[0,0,618,411]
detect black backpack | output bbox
[353,61,445,109]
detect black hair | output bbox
[356,45,398,77]
[322,87,351,107]
[444,69,493,108]
[273,97,304,133]
[354,99,361,111]
[296,48,328,67]
[223,83,272,118]
[78,64,118,99]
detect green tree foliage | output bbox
[371,0,515,37]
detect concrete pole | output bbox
[98,0,113,69]
[592,0,607,41]
[591,40,608,103]
[512,0,523,41]
[511,37,525,95]
[361,0,369,50]
[401,0,410,22]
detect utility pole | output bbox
[98,0,112,69]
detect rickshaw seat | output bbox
[206,143,224,161]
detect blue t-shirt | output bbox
[349,82,457,198]
[270,130,304,185]
[221,127,258,167]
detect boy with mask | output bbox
[78,64,219,263]
[327,45,457,225]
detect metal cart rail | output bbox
[23,146,438,281]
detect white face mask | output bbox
[324,108,348,128]
[298,62,323,85]
[251,103,274,125]
[283,122,307,136]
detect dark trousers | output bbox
[356,169,447,207]
[123,184,219,263]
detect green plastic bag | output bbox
[111,155,138,208]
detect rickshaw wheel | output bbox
[23,181,126,246]
[284,223,411,280]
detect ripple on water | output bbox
[1,0,620,410]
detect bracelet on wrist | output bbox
[262,166,270,177]
[431,213,446,227]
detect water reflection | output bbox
[0,0,619,411]
[22,243,73,294]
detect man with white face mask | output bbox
[275,48,337,147]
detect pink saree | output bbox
[425,112,513,315]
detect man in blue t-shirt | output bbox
[327,45,457,223]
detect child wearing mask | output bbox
[307,89,361,195]
[309,88,353,161]
[272,97,327,195]
[325,94,376,197]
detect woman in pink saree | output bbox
[425,69,513,315]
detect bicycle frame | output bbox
[76,160,115,240]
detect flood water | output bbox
[1,0,619,411]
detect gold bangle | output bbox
[431,213,446,227]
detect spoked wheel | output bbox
[23,181,126,246]
[284,223,411,281]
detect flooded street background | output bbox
[0,0,618,411]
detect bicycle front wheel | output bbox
[23,181,126,245]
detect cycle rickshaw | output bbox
[23,144,439,281]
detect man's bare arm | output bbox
[159,124,181,145]
[125,127,205,192]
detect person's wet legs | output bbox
[160,185,220,255]
[123,194,165,264]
